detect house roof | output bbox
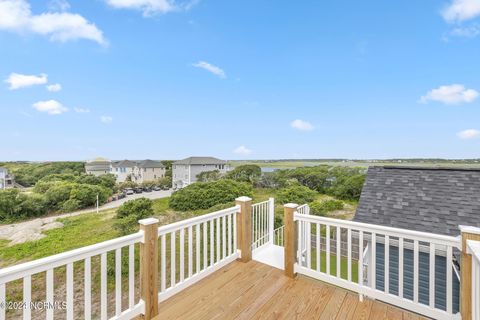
[354,166,480,236]
[173,157,226,165]
[112,160,137,168]
[137,159,165,168]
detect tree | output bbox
[197,170,222,182]
[276,185,317,205]
[114,198,154,235]
[169,179,253,211]
[162,160,173,178]
[226,165,262,183]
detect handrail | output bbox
[467,239,480,262]
[0,232,143,284]
[294,213,460,249]
[158,205,240,236]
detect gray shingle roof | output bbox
[112,160,137,168]
[137,159,164,168]
[354,166,480,236]
[173,157,226,165]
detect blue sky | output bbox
[1,0,480,161]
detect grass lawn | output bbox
[310,250,359,283]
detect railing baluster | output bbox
[66,263,74,320]
[210,220,214,266]
[188,226,193,278]
[195,224,200,274]
[233,211,237,253]
[129,245,134,308]
[84,259,91,320]
[161,235,166,292]
[0,283,5,320]
[115,248,122,316]
[385,235,389,294]
[23,275,31,320]
[171,231,176,287]
[216,218,221,263]
[413,240,419,303]
[203,222,207,269]
[307,221,311,269]
[359,231,364,300]
[101,253,107,320]
[180,228,185,283]
[228,213,232,255]
[371,233,376,289]
[399,237,404,298]
[348,228,352,282]
[46,269,54,320]
[222,216,226,259]
[429,243,435,308]
[326,225,330,275]
[446,246,453,314]
[336,226,341,278]
[316,224,320,272]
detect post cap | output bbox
[284,203,298,209]
[459,225,480,235]
[235,196,252,202]
[138,217,159,225]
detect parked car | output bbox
[143,187,152,192]
[125,188,134,195]
[117,192,126,199]
[134,188,143,194]
[153,186,161,191]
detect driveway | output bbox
[0,190,173,245]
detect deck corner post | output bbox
[284,203,298,278]
[236,196,253,262]
[139,218,159,320]
[460,225,480,320]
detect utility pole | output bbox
[96,194,99,213]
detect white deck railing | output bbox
[468,239,480,320]
[157,205,240,302]
[251,198,274,251]
[294,206,462,320]
[0,232,144,320]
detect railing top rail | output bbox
[0,232,143,284]
[467,239,480,262]
[297,204,308,210]
[252,200,270,207]
[294,212,461,249]
[158,205,240,236]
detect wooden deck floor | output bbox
[155,260,426,320]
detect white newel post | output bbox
[268,197,275,245]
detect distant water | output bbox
[261,167,278,172]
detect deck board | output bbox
[155,260,427,320]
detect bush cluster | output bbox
[169,179,253,211]
[276,185,317,205]
[309,199,344,216]
[114,198,154,235]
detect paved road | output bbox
[0,190,173,245]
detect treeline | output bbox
[0,173,116,222]
[0,162,85,187]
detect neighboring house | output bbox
[132,160,166,184]
[85,157,112,176]
[172,156,228,189]
[355,166,480,314]
[0,167,15,189]
[112,160,137,183]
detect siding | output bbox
[375,243,459,313]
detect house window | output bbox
[185,174,188,179]
[144,168,146,172]
[154,175,157,179]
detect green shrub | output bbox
[61,199,81,212]
[226,165,262,183]
[197,170,222,182]
[309,200,344,216]
[276,185,317,205]
[169,179,253,211]
[115,198,155,235]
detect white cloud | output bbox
[48,0,71,12]
[442,0,480,23]
[5,73,47,90]
[419,84,479,105]
[290,119,314,131]
[233,145,252,156]
[0,0,106,45]
[101,115,113,123]
[450,24,480,37]
[46,83,62,92]
[457,129,480,139]
[192,61,226,79]
[32,99,68,115]
[74,107,90,113]
[105,0,197,16]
